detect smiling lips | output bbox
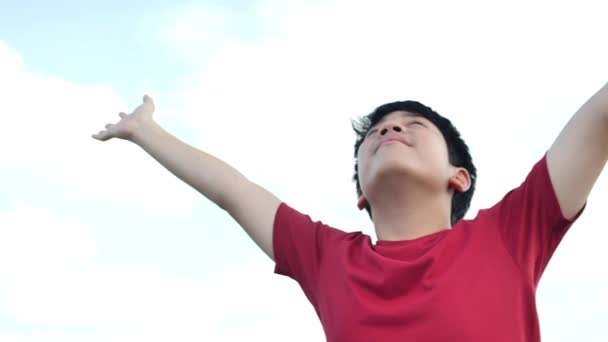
[375,137,409,153]
[381,139,404,145]
[373,134,411,153]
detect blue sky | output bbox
[1,0,607,340]
[3,1,171,93]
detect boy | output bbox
[93,83,607,341]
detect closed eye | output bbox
[408,120,425,127]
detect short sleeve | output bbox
[480,154,585,286]
[273,202,347,302]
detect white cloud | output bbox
[0,41,23,74]
[0,205,222,339]
[0,205,324,341]
[0,204,96,273]
[0,42,200,211]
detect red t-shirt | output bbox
[273,155,583,342]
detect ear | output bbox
[449,167,471,193]
[357,195,368,210]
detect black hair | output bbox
[352,100,477,225]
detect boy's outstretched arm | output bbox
[547,82,608,219]
[93,95,281,260]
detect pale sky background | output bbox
[0,0,607,341]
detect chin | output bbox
[373,162,416,182]
[374,156,418,174]
[373,160,436,186]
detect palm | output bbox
[93,95,155,141]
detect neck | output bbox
[369,180,452,242]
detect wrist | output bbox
[130,119,163,146]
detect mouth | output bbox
[374,138,408,153]
[381,139,403,145]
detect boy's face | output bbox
[357,110,460,207]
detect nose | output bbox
[379,122,404,135]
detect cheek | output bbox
[357,146,372,189]
[423,141,452,175]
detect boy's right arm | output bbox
[93,96,281,260]
[134,121,281,260]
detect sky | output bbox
[0,0,607,340]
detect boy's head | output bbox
[352,101,477,226]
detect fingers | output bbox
[143,94,155,110]
[93,94,152,142]
[92,123,113,141]
[92,131,107,141]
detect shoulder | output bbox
[275,202,367,242]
